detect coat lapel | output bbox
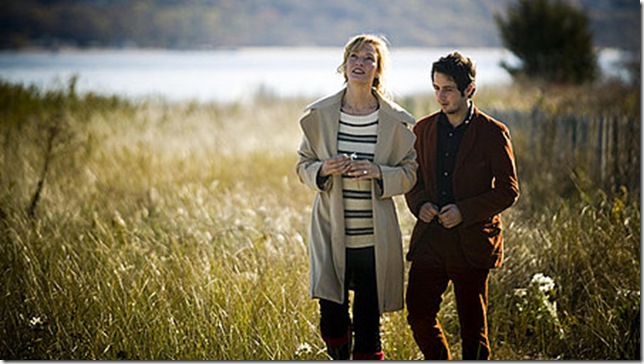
[454,115,477,174]
[324,107,340,158]
[374,95,415,164]
[304,90,343,158]
[426,120,439,201]
[374,113,392,164]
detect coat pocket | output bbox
[459,218,503,268]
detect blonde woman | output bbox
[296,34,417,360]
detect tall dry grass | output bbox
[0,79,639,359]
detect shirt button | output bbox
[445,152,450,157]
[443,171,449,177]
[448,132,454,137]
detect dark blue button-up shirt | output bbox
[436,102,474,208]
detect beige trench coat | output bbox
[295,89,417,313]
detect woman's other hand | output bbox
[320,154,351,177]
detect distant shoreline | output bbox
[0,47,633,103]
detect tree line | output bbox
[0,0,639,51]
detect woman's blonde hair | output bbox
[337,34,390,98]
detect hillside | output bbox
[0,0,640,50]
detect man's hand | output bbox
[438,204,462,229]
[419,202,439,223]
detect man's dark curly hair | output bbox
[431,51,477,98]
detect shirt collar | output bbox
[464,101,474,125]
[439,101,475,127]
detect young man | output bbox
[404,51,520,359]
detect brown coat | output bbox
[296,89,417,313]
[405,107,519,268]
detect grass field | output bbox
[0,79,640,360]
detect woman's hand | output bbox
[320,154,351,177]
[348,159,381,180]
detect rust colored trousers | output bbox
[406,225,491,360]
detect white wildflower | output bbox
[295,342,313,357]
[29,316,48,331]
[29,316,43,327]
[530,273,555,294]
[513,288,528,298]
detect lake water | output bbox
[0,47,628,103]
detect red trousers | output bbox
[406,225,491,360]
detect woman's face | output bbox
[345,43,379,87]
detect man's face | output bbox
[432,72,472,116]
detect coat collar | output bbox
[300,88,415,163]
[305,88,415,127]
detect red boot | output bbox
[323,329,352,360]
